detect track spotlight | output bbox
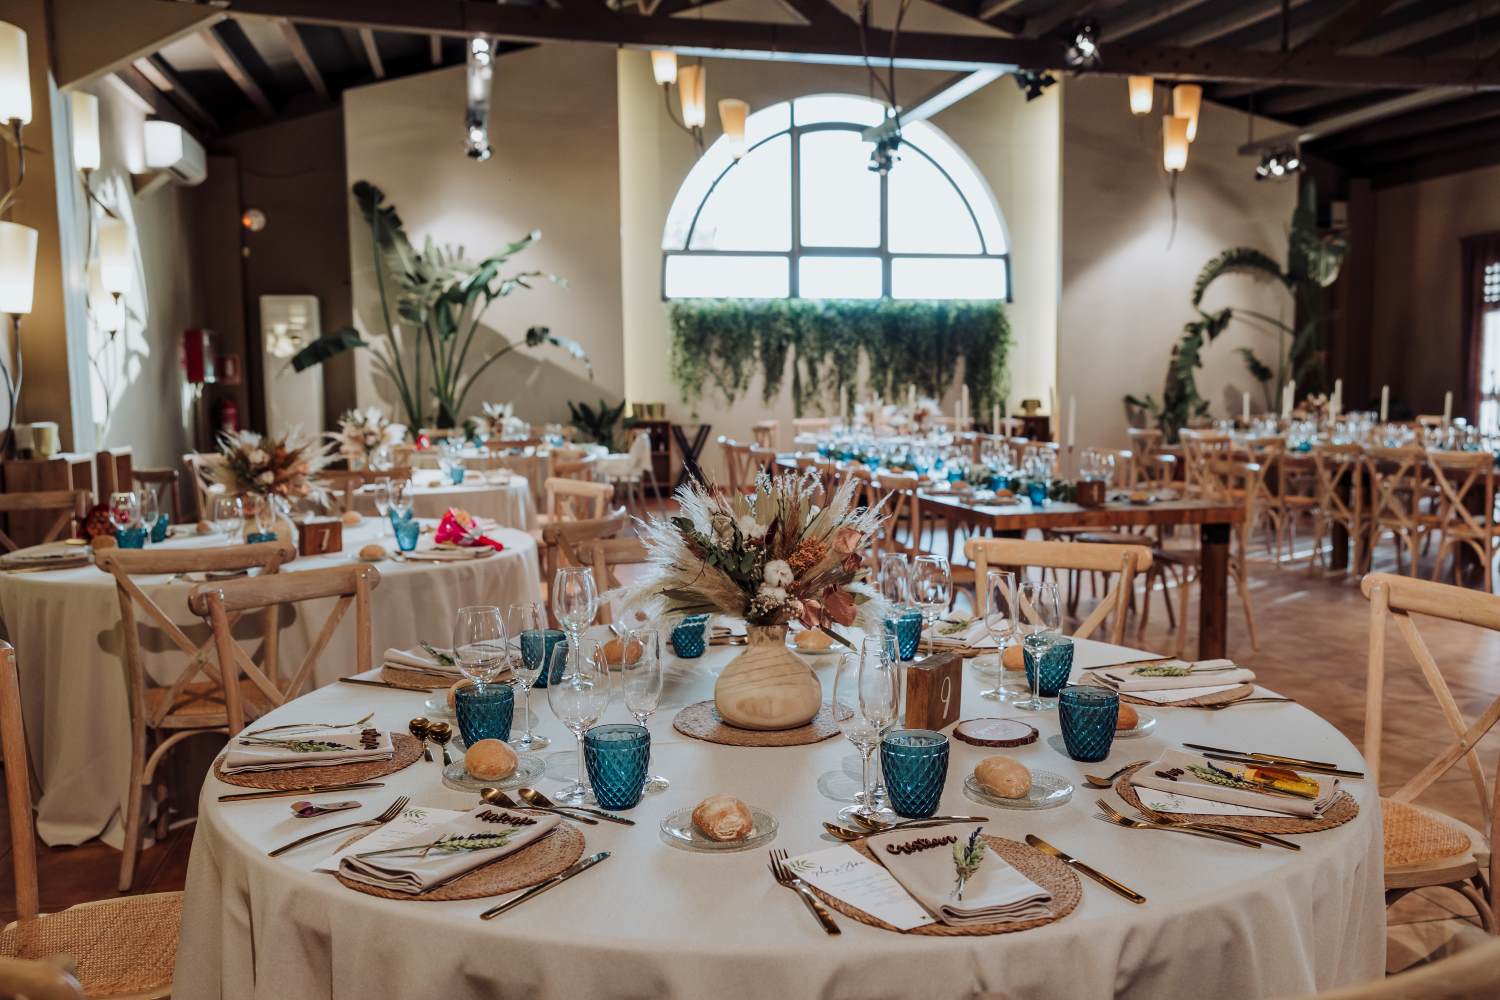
[1064,20,1101,69]
[1013,69,1057,102]
[1255,147,1302,181]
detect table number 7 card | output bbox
[904,651,962,731]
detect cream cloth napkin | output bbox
[1095,659,1254,692]
[339,805,561,895]
[222,726,393,774]
[929,618,994,649]
[1130,749,1340,818]
[383,646,460,674]
[403,546,495,562]
[865,824,1053,927]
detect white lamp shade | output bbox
[1163,114,1190,172]
[718,98,748,158]
[98,216,131,296]
[143,120,187,169]
[70,90,100,171]
[678,64,706,129]
[0,22,30,125]
[651,50,677,86]
[1172,83,1202,142]
[1127,76,1154,116]
[87,259,121,332]
[0,220,37,314]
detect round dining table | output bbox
[351,469,537,531]
[175,633,1383,1000]
[0,521,542,848]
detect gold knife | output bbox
[480,851,610,919]
[218,781,386,802]
[338,677,444,691]
[1182,742,1341,770]
[1025,835,1146,904]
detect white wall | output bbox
[1059,76,1298,449]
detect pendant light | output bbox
[678,63,706,130]
[718,98,748,158]
[1162,115,1189,172]
[70,91,100,172]
[1172,84,1202,142]
[650,50,677,86]
[0,220,36,315]
[0,22,30,126]
[1127,76,1153,116]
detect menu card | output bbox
[1136,787,1284,818]
[314,805,464,873]
[782,845,935,931]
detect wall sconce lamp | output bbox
[652,50,704,153]
[0,21,34,456]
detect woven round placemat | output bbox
[334,822,585,901]
[807,835,1081,936]
[379,665,458,690]
[672,700,841,747]
[1081,674,1254,708]
[213,732,424,789]
[1113,763,1359,834]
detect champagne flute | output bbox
[138,487,160,540]
[909,554,951,650]
[452,606,507,690]
[211,495,243,539]
[390,478,414,523]
[551,566,598,643]
[622,626,668,791]
[546,639,610,805]
[370,480,391,535]
[834,642,899,825]
[506,602,551,751]
[980,568,1017,701]
[108,491,140,533]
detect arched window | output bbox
[662,94,1010,300]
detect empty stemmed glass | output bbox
[138,487,160,540]
[551,566,598,644]
[389,479,414,524]
[369,480,392,534]
[878,552,911,606]
[621,626,668,792]
[834,639,900,825]
[547,639,610,806]
[909,554,951,652]
[506,602,550,751]
[979,568,1017,700]
[251,495,279,539]
[452,606,508,689]
[1013,579,1062,711]
[212,495,243,539]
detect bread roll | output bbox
[446,676,475,710]
[341,510,363,527]
[794,629,833,651]
[358,543,386,562]
[1001,644,1026,672]
[602,637,643,666]
[692,794,754,842]
[195,520,214,534]
[1115,703,1139,731]
[974,756,1032,799]
[464,739,518,781]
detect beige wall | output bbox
[1059,76,1297,449]
[341,51,619,430]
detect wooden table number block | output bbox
[903,651,963,732]
[297,519,343,557]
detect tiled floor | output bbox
[0,518,1492,975]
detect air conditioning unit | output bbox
[142,120,206,186]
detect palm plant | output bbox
[566,398,629,452]
[291,181,590,429]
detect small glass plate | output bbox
[1113,710,1157,739]
[659,805,778,853]
[962,771,1073,810]
[440,754,545,792]
[422,697,456,719]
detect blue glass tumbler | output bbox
[583,723,650,810]
[392,517,420,552]
[151,512,171,543]
[672,615,708,658]
[880,730,949,818]
[1021,633,1073,710]
[1026,479,1050,506]
[455,683,515,746]
[116,526,147,549]
[520,628,564,689]
[245,531,277,545]
[1058,686,1120,762]
[883,609,923,662]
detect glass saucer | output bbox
[422,696,455,719]
[659,805,778,853]
[962,770,1073,810]
[440,754,544,792]
[1113,709,1157,739]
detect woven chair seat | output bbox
[145,678,268,729]
[1382,799,1484,871]
[0,892,180,997]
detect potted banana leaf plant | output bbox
[291,181,591,429]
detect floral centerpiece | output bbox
[909,396,940,429]
[477,402,529,443]
[619,471,886,731]
[211,427,335,505]
[330,407,406,467]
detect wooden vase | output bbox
[713,624,822,731]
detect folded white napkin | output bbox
[383,646,460,674]
[1095,659,1255,692]
[1129,749,1339,818]
[403,546,494,562]
[339,805,561,895]
[222,725,394,774]
[929,618,995,649]
[865,824,1053,927]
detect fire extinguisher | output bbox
[215,397,239,435]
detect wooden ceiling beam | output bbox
[199,25,276,118]
[1239,86,1473,153]
[1103,0,1211,43]
[358,27,386,78]
[1316,93,1500,152]
[1173,0,1315,48]
[1294,0,1399,54]
[278,18,329,100]
[113,64,214,136]
[1343,5,1488,57]
[774,0,849,30]
[429,34,443,65]
[130,55,218,131]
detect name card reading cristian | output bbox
[904,651,962,731]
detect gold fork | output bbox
[1094,799,1262,849]
[1197,697,1296,710]
[767,848,840,935]
[267,795,410,858]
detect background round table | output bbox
[352,470,536,531]
[0,522,542,847]
[175,635,1384,1000]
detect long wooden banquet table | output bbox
[175,631,1383,1000]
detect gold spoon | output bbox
[408,718,433,762]
[517,787,635,826]
[847,813,987,832]
[427,721,454,765]
[480,787,599,826]
[1082,760,1152,789]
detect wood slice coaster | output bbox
[953,718,1038,748]
[335,822,585,902]
[213,733,424,789]
[1113,763,1359,834]
[807,835,1081,936]
[1080,673,1254,708]
[672,700,841,747]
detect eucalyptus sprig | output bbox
[354,830,517,862]
[951,827,986,901]
[1131,664,1191,677]
[419,642,456,667]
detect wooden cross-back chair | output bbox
[718,437,756,495]
[0,491,88,552]
[1178,430,1235,497]
[964,538,1152,646]
[132,467,182,524]
[182,452,228,522]
[543,477,613,525]
[1361,573,1499,933]
[1363,447,1438,576]
[1311,444,1365,574]
[868,473,924,564]
[588,538,650,624]
[751,420,779,450]
[94,540,295,890]
[319,466,415,513]
[791,417,831,438]
[1426,450,1499,591]
[0,641,182,998]
[188,563,383,735]
[540,506,630,591]
[550,452,597,481]
[1270,936,1500,1000]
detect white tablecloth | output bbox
[0,523,541,847]
[409,449,553,501]
[175,636,1384,1000]
[351,471,536,531]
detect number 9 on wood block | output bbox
[903,651,962,731]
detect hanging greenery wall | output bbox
[667,299,1011,417]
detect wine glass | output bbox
[1014,579,1063,711]
[138,487,160,539]
[108,492,140,532]
[506,602,551,752]
[252,495,278,538]
[909,554,951,649]
[546,639,610,805]
[452,606,507,688]
[390,478,414,523]
[622,626,668,792]
[211,495,243,539]
[369,480,391,529]
[979,568,1017,701]
[551,566,598,642]
[834,640,899,825]
[878,552,910,607]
